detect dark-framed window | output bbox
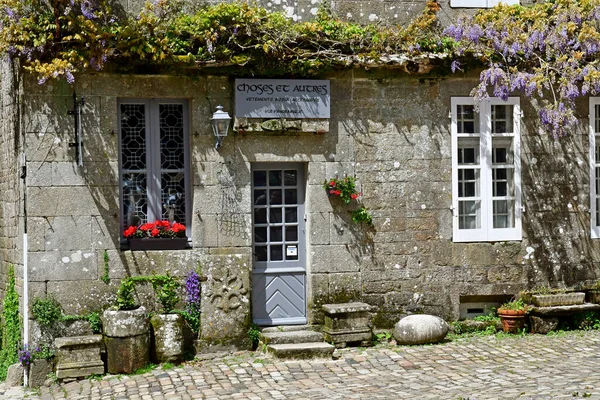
[118,98,191,245]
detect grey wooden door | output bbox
[251,163,306,325]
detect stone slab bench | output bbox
[529,303,600,334]
[322,302,373,348]
[54,335,105,380]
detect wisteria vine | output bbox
[445,0,600,137]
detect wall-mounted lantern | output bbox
[211,105,231,149]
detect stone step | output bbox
[261,324,321,333]
[259,330,324,345]
[266,342,335,359]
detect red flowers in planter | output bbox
[123,220,187,239]
[323,176,362,204]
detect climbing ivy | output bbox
[0,265,21,380]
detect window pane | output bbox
[122,173,148,226]
[458,200,480,229]
[492,138,513,164]
[458,168,479,198]
[270,245,283,261]
[159,104,184,169]
[161,172,185,222]
[492,105,513,134]
[597,198,600,226]
[457,105,479,133]
[254,190,267,205]
[255,246,267,262]
[254,227,267,243]
[270,226,283,242]
[493,200,514,228]
[597,167,600,195]
[457,138,479,165]
[253,171,266,187]
[284,170,297,186]
[595,105,600,133]
[120,104,146,170]
[269,171,282,186]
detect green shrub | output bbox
[116,277,137,310]
[31,297,63,327]
[0,266,21,380]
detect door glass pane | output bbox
[254,190,267,205]
[253,171,266,187]
[269,190,282,205]
[285,226,298,241]
[286,248,298,261]
[285,207,298,223]
[269,170,282,186]
[254,208,267,224]
[457,105,479,133]
[270,226,283,242]
[284,170,297,186]
[270,245,283,261]
[285,189,297,204]
[269,208,282,223]
[254,227,267,243]
[255,246,267,262]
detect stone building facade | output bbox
[1,0,598,349]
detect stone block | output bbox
[530,316,559,334]
[47,280,118,315]
[26,162,53,187]
[393,314,449,345]
[104,333,150,374]
[29,251,98,282]
[309,212,331,245]
[28,187,105,216]
[322,302,373,348]
[311,245,361,273]
[150,314,184,363]
[44,216,93,251]
[28,359,54,387]
[5,363,24,387]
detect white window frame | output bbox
[117,98,192,244]
[450,0,519,8]
[590,98,600,238]
[451,97,522,242]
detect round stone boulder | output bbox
[393,315,449,345]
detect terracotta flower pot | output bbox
[498,309,527,333]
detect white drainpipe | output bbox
[23,233,28,387]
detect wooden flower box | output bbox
[128,237,188,251]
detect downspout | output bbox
[21,153,28,387]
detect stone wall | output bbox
[17,66,600,344]
[121,0,538,27]
[0,56,23,304]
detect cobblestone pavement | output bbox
[3,331,600,399]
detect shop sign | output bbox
[235,79,330,118]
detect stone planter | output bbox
[498,309,527,333]
[28,359,54,387]
[128,237,188,251]
[102,307,150,374]
[531,292,585,307]
[588,290,600,304]
[150,313,184,363]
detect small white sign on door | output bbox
[286,246,298,257]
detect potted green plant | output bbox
[148,275,185,363]
[102,277,150,374]
[497,298,529,333]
